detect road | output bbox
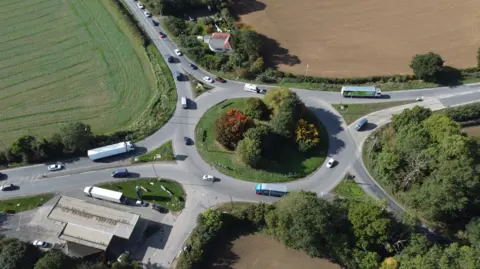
[3,1,480,267]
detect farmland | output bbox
[0,0,156,143]
[209,234,341,269]
[233,0,480,77]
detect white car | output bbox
[144,11,151,17]
[202,174,215,181]
[47,164,63,171]
[326,158,335,168]
[33,240,47,247]
[203,76,213,83]
[137,2,144,9]
[174,49,182,56]
[136,200,149,207]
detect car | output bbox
[111,168,129,178]
[136,2,144,9]
[33,240,48,247]
[355,118,368,131]
[165,54,173,63]
[184,137,192,145]
[144,11,151,17]
[47,164,63,171]
[151,203,169,213]
[202,174,215,181]
[214,77,226,83]
[159,31,166,38]
[117,251,130,263]
[203,76,213,83]
[0,184,17,191]
[0,172,5,180]
[151,19,158,26]
[326,158,335,168]
[136,200,149,207]
[189,63,198,70]
[174,49,182,56]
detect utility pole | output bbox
[304,64,309,81]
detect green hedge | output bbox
[444,102,480,122]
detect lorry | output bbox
[87,141,135,161]
[341,86,382,98]
[83,186,125,204]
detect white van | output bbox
[181,97,187,109]
[244,83,258,93]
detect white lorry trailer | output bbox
[87,141,135,161]
[83,186,125,204]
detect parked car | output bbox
[0,184,17,191]
[159,31,166,38]
[189,63,198,69]
[203,76,213,83]
[326,158,335,168]
[111,168,129,178]
[136,2,144,9]
[202,174,215,181]
[47,164,63,171]
[151,203,168,213]
[33,240,48,247]
[136,200,149,207]
[355,118,368,131]
[144,11,151,17]
[165,54,173,63]
[174,49,182,56]
[214,77,226,83]
[117,251,130,263]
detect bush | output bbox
[444,102,480,122]
[295,119,320,152]
[214,109,253,150]
[236,137,262,167]
[244,98,269,120]
[244,125,277,157]
[409,52,444,82]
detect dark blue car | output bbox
[189,63,198,70]
[151,20,158,26]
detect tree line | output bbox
[176,191,480,269]
[0,236,143,269]
[214,88,322,168]
[0,122,130,166]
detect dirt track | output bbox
[209,234,340,269]
[233,0,480,77]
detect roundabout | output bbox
[3,0,480,267]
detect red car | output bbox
[159,32,166,38]
[215,77,226,83]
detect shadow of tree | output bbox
[258,33,301,68]
[307,106,346,155]
[437,66,462,86]
[230,0,266,17]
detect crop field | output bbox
[0,0,155,143]
[233,0,480,77]
[209,234,341,269]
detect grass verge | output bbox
[332,174,370,202]
[215,202,255,213]
[131,140,175,163]
[188,74,213,97]
[0,193,54,213]
[99,178,185,211]
[332,100,415,124]
[195,98,328,182]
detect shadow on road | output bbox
[308,106,345,155]
[362,123,378,131]
[175,155,188,161]
[187,99,198,110]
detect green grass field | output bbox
[132,140,175,163]
[0,193,54,213]
[332,100,414,125]
[195,98,328,182]
[0,0,157,143]
[99,178,185,211]
[332,175,370,202]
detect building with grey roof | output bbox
[47,196,140,255]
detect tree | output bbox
[352,250,381,269]
[215,109,253,150]
[164,16,187,36]
[295,119,320,152]
[263,87,299,116]
[270,109,295,138]
[236,137,262,167]
[10,135,37,163]
[244,98,269,120]
[34,249,76,269]
[466,218,480,251]
[244,125,276,157]
[250,57,264,74]
[422,114,460,143]
[60,122,93,154]
[0,240,41,269]
[198,208,224,234]
[391,106,432,132]
[347,199,393,251]
[477,47,480,67]
[409,52,444,82]
[380,257,399,269]
[76,262,108,269]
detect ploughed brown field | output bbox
[232,0,480,77]
[209,234,341,269]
